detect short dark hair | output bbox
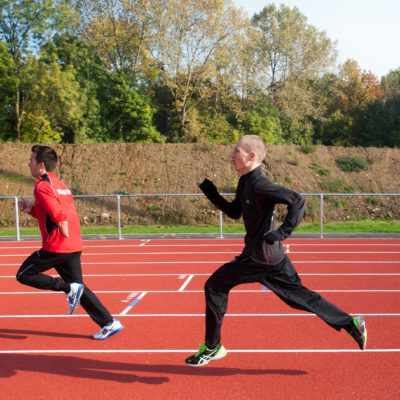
[31,145,58,172]
[238,135,267,162]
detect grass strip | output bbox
[1,220,400,237]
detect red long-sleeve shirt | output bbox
[29,172,82,253]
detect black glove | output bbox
[199,178,219,197]
[263,230,284,244]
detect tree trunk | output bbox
[15,84,21,141]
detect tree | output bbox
[0,40,16,139]
[251,5,336,94]
[381,68,400,101]
[240,102,283,144]
[381,68,400,146]
[107,73,164,142]
[250,4,337,142]
[19,57,86,143]
[78,0,160,79]
[319,111,354,146]
[359,68,400,147]
[313,60,385,145]
[357,101,388,147]
[152,0,245,140]
[40,33,110,142]
[0,0,77,139]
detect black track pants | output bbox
[204,255,353,348]
[16,249,113,327]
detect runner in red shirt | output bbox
[17,145,123,340]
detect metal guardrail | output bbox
[2,192,400,241]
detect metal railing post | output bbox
[320,194,324,239]
[219,211,224,239]
[117,195,122,240]
[15,196,21,241]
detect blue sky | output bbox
[232,0,400,79]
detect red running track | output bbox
[0,238,399,400]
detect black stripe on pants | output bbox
[204,255,353,348]
[16,249,113,327]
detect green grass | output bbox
[1,220,400,237]
[295,220,400,233]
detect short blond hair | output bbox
[238,135,267,162]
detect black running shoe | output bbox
[349,316,367,350]
[185,343,227,366]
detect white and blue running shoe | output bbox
[67,283,84,314]
[93,319,124,340]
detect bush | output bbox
[301,144,316,154]
[337,156,368,172]
[321,176,346,192]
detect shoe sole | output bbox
[354,316,367,350]
[186,347,228,367]
[68,284,84,315]
[93,325,124,340]
[362,326,367,350]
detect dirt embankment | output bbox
[0,143,399,227]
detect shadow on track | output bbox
[0,354,307,384]
[0,328,90,340]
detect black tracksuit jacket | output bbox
[201,165,305,265]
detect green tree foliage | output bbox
[79,0,159,80]
[0,0,77,139]
[200,112,240,144]
[315,60,385,145]
[240,103,283,144]
[251,4,336,142]
[251,4,336,88]
[0,40,16,139]
[356,68,400,148]
[152,0,245,140]
[40,34,108,142]
[19,57,86,143]
[108,73,164,143]
[0,0,399,146]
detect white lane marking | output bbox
[2,272,400,278]
[0,349,398,354]
[1,289,400,295]
[120,291,148,316]
[178,274,194,292]
[0,312,399,318]
[3,251,400,257]
[2,242,400,250]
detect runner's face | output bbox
[230,141,252,174]
[29,153,44,178]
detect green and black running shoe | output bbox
[348,316,367,350]
[185,343,227,366]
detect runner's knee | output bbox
[16,271,28,284]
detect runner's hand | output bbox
[199,178,218,196]
[57,221,69,238]
[263,230,284,244]
[18,198,33,213]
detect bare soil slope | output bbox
[0,143,399,227]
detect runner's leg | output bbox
[262,255,353,330]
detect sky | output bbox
[232,0,400,79]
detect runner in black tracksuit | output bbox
[185,135,366,367]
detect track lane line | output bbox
[0,349,398,354]
[178,274,194,292]
[2,289,400,294]
[3,251,400,257]
[1,312,399,317]
[120,291,148,316]
[2,272,400,278]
